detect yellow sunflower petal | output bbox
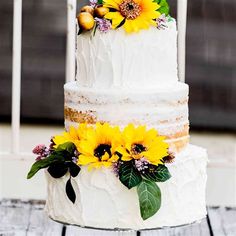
[103,0,123,10]
[109,154,119,163]
[140,0,160,12]
[87,162,103,171]
[78,139,96,156]
[78,154,98,166]
[105,12,125,29]
[53,126,81,148]
[101,152,110,161]
[102,161,113,167]
[123,20,135,33]
[119,0,160,33]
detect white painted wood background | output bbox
[0,0,235,206]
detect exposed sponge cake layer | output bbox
[64,81,189,153]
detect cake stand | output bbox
[51,217,203,236]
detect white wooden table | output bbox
[0,200,236,236]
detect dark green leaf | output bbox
[56,142,76,154]
[137,179,161,220]
[92,23,98,37]
[68,162,81,177]
[115,19,126,29]
[97,0,103,4]
[153,0,170,15]
[119,161,142,189]
[27,154,64,179]
[47,162,68,178]
[158,0,170,15]
[142,164,171,182]
[78,27,83,36]
[66,178,76,203]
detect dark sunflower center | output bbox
[131,144,147,155]
[128,3,134,10]
[119,0,141,20]
[94,144,111,159]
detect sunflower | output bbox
[103,0,161,33]
[116,124,168,165]
[77,123,122,169]
[53,124,90,150]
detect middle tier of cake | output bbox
[64,81,189,153]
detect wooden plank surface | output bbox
[0,200,31,235]
[26,202,63,236]
[207,206,236,236]
[1,200,236,236]
[141,218,211,236]
[0,200,63,236]
[66,226,136,236]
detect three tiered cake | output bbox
[28,0,208,230]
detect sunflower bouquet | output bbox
[76,0,171,34]
[27,122,174,220]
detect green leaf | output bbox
[68,162,81,178]
[56,142,76,154]
[97,0,103,4]
[137,179,161,220]
[66,178,76,203]
[154,0,170,16]
[142,164,171,182]
[47,162,68,178]
[27,153,64,179]
[158,0,170,15]
[119,161,142,189]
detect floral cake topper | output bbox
[27,123,175,220]
[77,0,171,34]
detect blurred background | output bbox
[0,0,235,205]
[0,0,235,128]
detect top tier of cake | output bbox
[76,20,178,89]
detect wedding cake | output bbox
[28,0,208,230]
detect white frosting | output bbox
[45,144,208,229]
[64,81,189,151]
[76,20,178,89]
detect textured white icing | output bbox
[76,20,178,89]
[64,81,189,150]
[45,144,208,230]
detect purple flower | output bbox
[32,144,46,155]
[112,162,121,177]
[32,144,50,161]
[95,17,111,33]
[72,156,78,164]
[35,156,43,161]
[156,14,168,30]
[135,157,150,172]
[90,0,98,8]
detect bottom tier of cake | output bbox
[45,144,208,230]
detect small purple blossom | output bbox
[89,0,98,8]
[32,144,46,155]
[35,156,43,161]
[135,157,150,172]
[74,149,80,157]
[71,149,79,164]
[72,156,78,164]
[112,161,121,177]
[95,17,111,33]
[156,14,168,30]
[32,144,50,161]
